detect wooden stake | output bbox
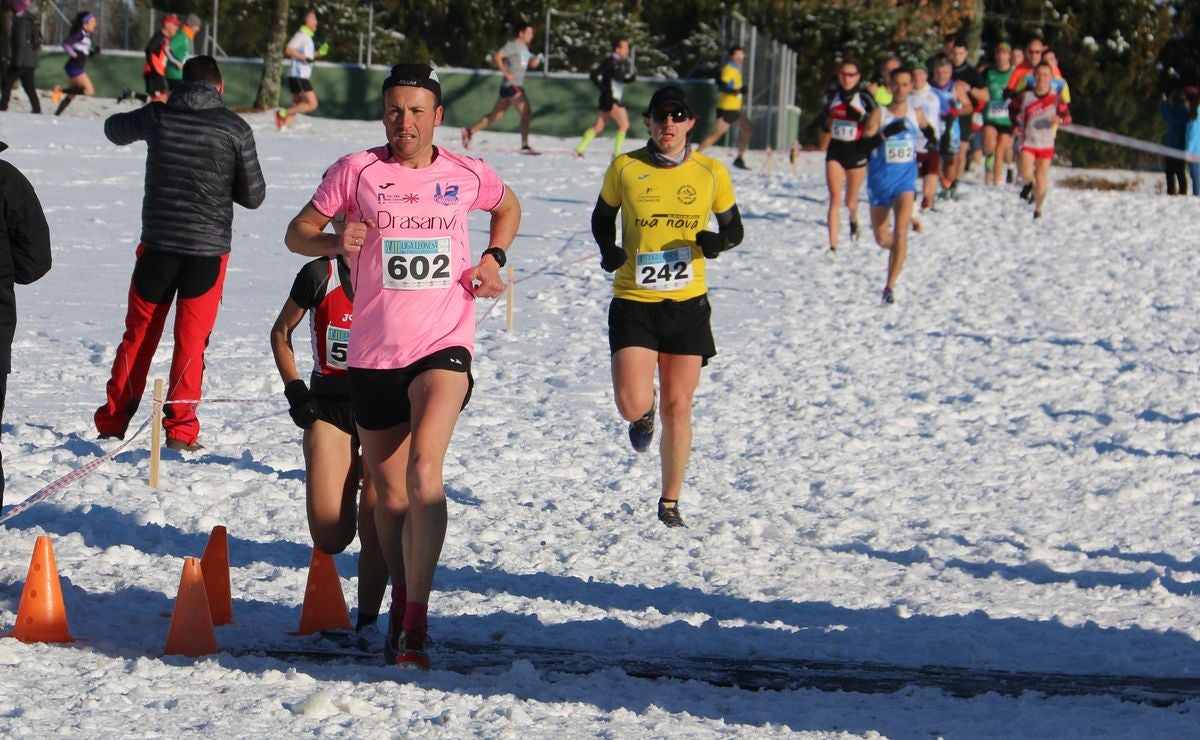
[505,263,515,332]
[149,378,163,488]
[765,147,773,176]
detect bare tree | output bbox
[255,0,290,110]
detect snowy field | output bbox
[0,92,1198,737]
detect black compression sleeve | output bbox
[714,204,744,249]
[591,197,619,250]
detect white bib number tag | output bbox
[885,139,914,163]
[637,248,693,291]
[988,101,1008,119]
[325,326,350,370]
[831,119,858,142]
[611,80,624,102]
[382,237,452,290]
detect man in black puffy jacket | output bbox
[0,138,51,507]
[94,55,265,451]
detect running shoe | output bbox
[911,216,921,233]
[394,628,432,670]
[51,86,62,104]
[460,128,472,149]
[274,109,286,130]
[849,220,860,241]
[520,144,540,155]
[1005,167,1015,184]
[732,156,749,170]
[825,247,837,263]
[116,87,133,104]
[166,438,204,452]
[354,621,386,654]
[882,286,895,305]
[657,499,686,528]
[1019,183,1033,202]
[1033,208,1042,220]
[628,396,657,453]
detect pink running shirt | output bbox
[311,146,506,369]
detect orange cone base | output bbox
[164,557,218,657]
[288,547,351,635]
[8,535,75,644]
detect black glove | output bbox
[696,231,726,259]
[89,46,101,57]
[600,243,625,273]
[882,119,908,138]
[284,379,320,429]
[844,105,863,121]
[739,85,748,95]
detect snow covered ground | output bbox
[0,92,1198,737]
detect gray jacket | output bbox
[104,82,266,257]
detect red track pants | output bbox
[95,245,228,445]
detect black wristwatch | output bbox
[482,247,507,268]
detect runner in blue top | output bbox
[862,67,930,306]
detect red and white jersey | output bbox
[1014,90,1070,151]
[288,256,354,395]
[824,89,876,143]
[311,145,506,369]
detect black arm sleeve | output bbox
[591,197,619,249]
[103,104,158,146]
[714,204,744,250]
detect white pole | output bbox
[210,0,219,56]
[367,3,374,67]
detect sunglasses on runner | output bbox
[649,108,690,123]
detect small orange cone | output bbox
[164,557,218,657]
[200,525,233,626]
[8,535,74,643]
[289,547,351,635]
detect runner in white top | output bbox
[462,21,541,153]
[285,64,521,671]
[276,9,329,130]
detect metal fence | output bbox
[721,13,799,151]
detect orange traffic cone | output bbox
[201,525,233,626]
[164,556,218,657]
[289,547,351,635]
[8,535,74,643]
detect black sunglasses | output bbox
[649,108,689,123]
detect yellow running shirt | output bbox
[600,148,736,303]
[717,62,744,111]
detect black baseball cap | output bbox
[382,64,442,104]
[644,86,693,117]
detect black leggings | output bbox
[0,66,39,113]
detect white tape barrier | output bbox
[0,395,278,525]
[1061,124,1200,164]
[0,416,153,525]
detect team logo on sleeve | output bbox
[434,183,460,205]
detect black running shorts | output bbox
[716,109,742,125]
[348,347,474,431]
[312,393,356,437]
[825,140,868,169]
[287,77,314,95]
[608,295,716,365]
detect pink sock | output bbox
[402,601,427,633]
